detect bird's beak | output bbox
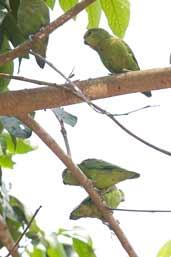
[84,39,87,45]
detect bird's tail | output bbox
[142,91,152,97]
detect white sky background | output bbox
[4,0,171,256]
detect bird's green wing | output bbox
[121,39,152,97]
[70,197,102,220]
[63,158,140,189]
[121,40,140,69]
[17,0,50,68]
[70,186,124,220]
[80,158,119,170]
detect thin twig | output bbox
[109,114,171,156]
[5,206,42,257]
[30,51,171,157]
[59,119,71,156]
[0,73,60,87]
[112,208,171,213]
[52,110,72,156]
[112,105,159,116]
[29,51,93,107]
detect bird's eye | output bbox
[86,30,93,37]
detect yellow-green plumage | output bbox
[62,158,140,190]
[70,186,124,220]
[84,28,151,97]
[0,36,13,91]
[17,0,50,68]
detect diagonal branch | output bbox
[17,113,139,257]
[0,0,96,66]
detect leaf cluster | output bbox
[59,0,130,38]
[0,0,53,85]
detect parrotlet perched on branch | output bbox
[18,0,50,68]
[70,186,124,220]
[84,28,151,97]
[62,159,140,190]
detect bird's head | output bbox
[62,169,78,185]
[84,28,111,50]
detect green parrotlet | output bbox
[17,0,50,68]
[70,186,124,220]
[62,158,140,190]
[84,28,151,97]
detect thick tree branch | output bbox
[1,68,170,156]
[0,0,96,66]
[0,67,170,116]
[18,113,138,257]
[0,214,20,257]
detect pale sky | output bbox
[4,0,171,256]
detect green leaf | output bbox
[9,0,20,18]
[44,0,55,9]
[63,244,74,257]
[0,135,7,154]
[73,238,96,257]
[2,133,35,154]
[1,133,16,153]
[0,36,14,91]
[0,0,6,8]
[9,134,17,151]
[26,232,42,245]
[0,0,9,13]
[52,108,77,127]
[59,0,78,12]
[100,0,130,38]
[9,195,27,223]
[0,122,3,134]
[30,247,46,257]
[0,153,15,168]
[157,241,171,257]
[0,10,7,26]
[1,182,16,220]
[86,0,101,29]
[57,227,93,247]
[47,233,67,257]
[6,217,22,241]
[0,168,2,186]
[2,13,25,47]
[0,116,32,138]
[15,138,36,154]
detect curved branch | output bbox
[0,0,96,66]
[109,115,171,156]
